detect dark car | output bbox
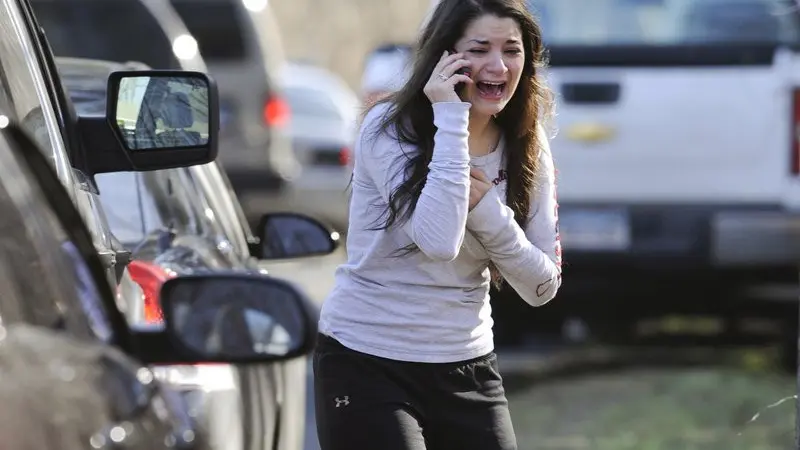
[0,1,325,448]
[59,56,337,450]
[0,108,319,449]
[31,0,300,205]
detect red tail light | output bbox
[339,147,351,166]
[127,260,224,369]
[263,94,290,127]
[127,260,175,325]
[792,88,800,175]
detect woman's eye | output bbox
[505,49,523,55]
[468,49,487,54]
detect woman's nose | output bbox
[485,51,508,74]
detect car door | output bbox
[0,122,207,449]
[0,0,124,287]
[182,163,307,450]
[132,163,285,450]
[189,163,257,261]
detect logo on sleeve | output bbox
[536,277,554,297]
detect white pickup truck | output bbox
[532,0,800,293]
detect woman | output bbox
[314,0,561,448]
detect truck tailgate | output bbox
[549,63,790,204]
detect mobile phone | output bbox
[450,49,471,97]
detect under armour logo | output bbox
[536,277,554,297]
[334,396,350,408]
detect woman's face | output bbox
[454,14,525,118]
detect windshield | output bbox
[31,0,180,69]
[529,0,800,45]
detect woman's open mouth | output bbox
[476,81,506,100]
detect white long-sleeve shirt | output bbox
[318,101,562,363]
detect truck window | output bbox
[529,0,800,45]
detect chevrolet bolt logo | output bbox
[566,123,615,143]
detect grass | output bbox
[506,367,795,450]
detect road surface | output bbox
[259,247,345,450]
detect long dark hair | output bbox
[368,0,553,280]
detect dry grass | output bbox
[506,367,795,450]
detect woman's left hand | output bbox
[469,168,492,210]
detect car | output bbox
[360,43,413,108]
[59,56,336,450]
[0,91,318,450]
[31,0,206,72]
[0,0,321,447]
[30,0,297,206]
[9,0,220,291]
[31,0,285,262]
[30,0,315,443]
[58,56,249,449]
[167,0,301,201]
[244,61,358,232]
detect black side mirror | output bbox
[131,273,318,365]
[251,212,340,260]
[76,70,219,175]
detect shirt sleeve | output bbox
[465,130,562,306]
[355,102,472,261]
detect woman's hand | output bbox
[424,51,473,104]
[469,168,492,210]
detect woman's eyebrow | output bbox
[467,38,522,45]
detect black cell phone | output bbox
[450,49,471,97]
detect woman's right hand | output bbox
[424,51,473,104]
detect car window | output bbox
[95,168,225,248]
[59,71,106,115]
[169,0,248,61]
[0,129,112,343]
[0,0,72,184]
[528,0,799,45]
[31,0,181,69]
[140,170,210,237]
[94,172,148,245]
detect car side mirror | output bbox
[76,70,219,175]
[251,212,340,260]
[132,273,317,365]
